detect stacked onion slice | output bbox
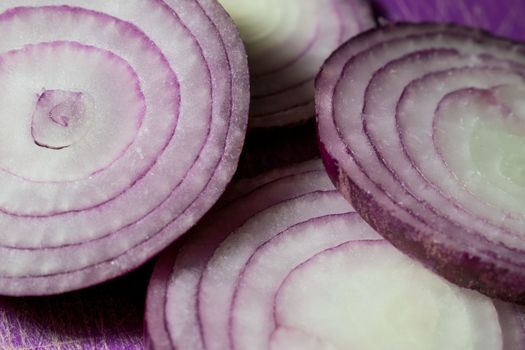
[0,1,249,295]
[145,160,525,350]
[316,23,525,302]
[218,0,374,128]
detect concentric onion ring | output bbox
[145,160,525,350]
[217,0,374,128]
[316,23,525,302]
[0,1,249,295]
[145,160,334,350]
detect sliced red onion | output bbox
[316,23,525,301]
[145,160,337,350]
[0,1,249,295]
[217,0,374,128]
[145,160,524,350]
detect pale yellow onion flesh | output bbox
[274,241,501,350]
[218,0,374,127]
[435,85,525,215]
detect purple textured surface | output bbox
[2,1,524,349]
[372,0,525,42]
[0,263,151,349]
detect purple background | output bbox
[373,0,525,42]
[0,264,151,349]
[1,1,524,349]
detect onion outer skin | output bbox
[316,22,525,302]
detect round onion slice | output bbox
[145,160,523,350]
[316,22,525,301]
[217,0,374,128]
[0,1,249,295]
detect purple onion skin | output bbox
[318,138,339,190]
[319,140,525,303]
[372,0,525,42]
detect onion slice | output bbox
[316,22,525,302]
[217,0,374,128]
[145,160,337,350]
[145,160,523,350]
[0,1,248,295]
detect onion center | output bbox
[32,89,91,150]
[0,41,146,182]
[471,122,525,188]
[434,85,525,213]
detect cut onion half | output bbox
[217,0,374,128]
[0,1,249,295]
[145,160,524,350]
[316,22,525,302]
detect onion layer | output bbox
[217,0,374,128]
[316,23,525,302]
[0,1,249,295]
[145,160,524,350]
